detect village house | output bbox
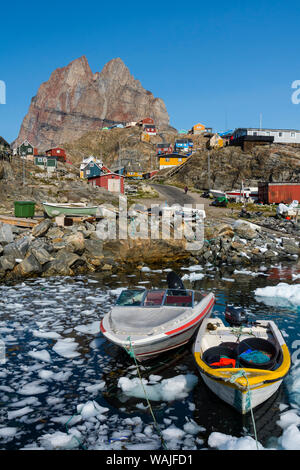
[189,123,213,135]
[88,171,124,194]
[174,139,193,153]
[231,128,300,151]
[45,147,67,162]
[158,153,189,170]
[15,140,38,160]
[80,156,103,179]
[156,143,172,155]
[143,123,157,136]
[34,155,57,173]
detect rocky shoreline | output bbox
[0,215,299,283]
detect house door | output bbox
[108,179,120,192]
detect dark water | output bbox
[0,261,300,450]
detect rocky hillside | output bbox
[0,159,120,216]
[63,126,178,170]
[163,144,300,190]
[13,56,170,150]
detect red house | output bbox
[45,147,66,162]
[88,172,124,194]
[144,124,157,135]
[138,117,154,126]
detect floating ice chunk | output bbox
[38,431,80,450]
[38,370,54,381]
[85,382,106,393]
[118,374,198,402]
[109,287,125,296]
[53,338,80,359]
[162,425,185,441]
[52,371,72,382]
[208,432,264,450]
[75,321,100,335]
[255,283,300,306]
[77,400,109,419]
[28,349,52,363]
[9,397,40,408]
[181,272,204,282]
[141,267,151,272]
[277,410,300,430]
[278,424,300,450]
[181,265,203,272]
[17,380,48,395]
[0,427,18,439]
[234,269,259,276]
[7,407,33,420]
[183,419,205,435]
[32,330,62,340]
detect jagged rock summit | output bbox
[13,56,170,150]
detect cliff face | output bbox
[13,56,170,150]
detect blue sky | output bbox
[1,0,300,142]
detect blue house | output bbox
[80,156,104,179]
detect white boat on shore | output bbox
[225,187,258,201]
[100,272,215,362]
[209,189,226,199]
[193,315,291,414]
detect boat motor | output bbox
[225,305,248,327]
[167,271,186,293]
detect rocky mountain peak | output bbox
[13,57,170,150]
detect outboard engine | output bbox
[167,271,186,293]
[225,305,248,327]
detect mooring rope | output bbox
[227,369,259,450]
[124,336,168,450]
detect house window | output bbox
[57,149,60,153]
[178,158,182,162]
[86,170,90,175]
[291,132,296,137]
[278,132,283,137]
[165,158,170,162]
[253,132,257,136]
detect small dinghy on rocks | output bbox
[193,307,291,414]
[100,271,215,362]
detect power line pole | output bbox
[207,151,210,190]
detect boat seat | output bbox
[165,295,193,307]
[144,292,165,306]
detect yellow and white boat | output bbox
[193,317,291,414]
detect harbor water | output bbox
[1,262,300,450]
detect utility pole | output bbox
[207,151,210,190]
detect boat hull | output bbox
[43,203,98,217]
[101,293,215,362]
[199,371,282,414]
[193,318,291,414]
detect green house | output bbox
[34,156,57,172]
[18,140,34,157]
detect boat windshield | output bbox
[115,289,194,307]
[115,289,146,306]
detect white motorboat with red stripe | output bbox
[100,271,215,362]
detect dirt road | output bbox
[147,183,233,219]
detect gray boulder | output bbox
[0,223,14,244]
[32,219,52,238]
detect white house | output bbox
[233,128,300,144]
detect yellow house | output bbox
[126,171,144,179]
[193,123,206,134]
[158,154,188,170]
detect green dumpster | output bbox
[14,201,36,218]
